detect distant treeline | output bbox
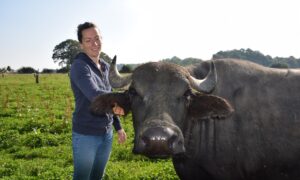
[123,48,300,71]
[0,66,69,74]
[212,48,300,68]
[117,56,203,73]
[2,48,299,74]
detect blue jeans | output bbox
[72,130,113,180]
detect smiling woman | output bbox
[78,26,102,64]
[70,22,127,180]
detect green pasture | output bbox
[0,74,178,180]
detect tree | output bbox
[52,39,113,71]
[0,68,6,73]
[270,62,289,69]
[162,56,181,64]
[42,68,56,73]
[212,48,273,66]
[101,52,112,63]
[56,67,69,73]
[6,66,11,72]
[17,67,36,74]
[119,64,133,73]
[52,39,81,70]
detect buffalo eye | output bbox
[128,87,144,103]
[183,89,192,101]
[129,87,138,96]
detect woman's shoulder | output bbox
[72,53,90,67]
[73,53,87,63]
[70,57,91,77]
[71,59,89,71]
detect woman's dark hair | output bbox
[77,22,97,43]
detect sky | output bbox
[0,0,299,70]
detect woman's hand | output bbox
[117,129,127,144]
[112,103,125,116]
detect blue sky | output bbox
[0,0,299,70]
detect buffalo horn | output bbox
[109,55,132,88]
[188,61,217,93]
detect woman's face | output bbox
[80,27,102,60]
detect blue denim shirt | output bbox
[70,52,122,135]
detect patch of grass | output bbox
[0,74,178,179]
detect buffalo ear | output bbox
[90,92,131,116]
[188,93,234,120]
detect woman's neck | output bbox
[92,57,101,70]
[88,55,100,65]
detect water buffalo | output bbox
[90,57,300,180]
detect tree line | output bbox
[3,39,300,74]
[212,48,300,68]
[161,48,300,69]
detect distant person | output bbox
[70,22,126,180]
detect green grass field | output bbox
[0,74,178,180]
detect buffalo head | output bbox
[90,56,233,158]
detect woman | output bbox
[70,22,126,180]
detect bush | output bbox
[17,67,37,74]
[22,133,44,148]
[18,120,46,134]
[0,160,18,178]
[22,133,60,148]
[270,62,289,69]
[119,64,133,73]
[0,130,20,149]
[56,67,69,73]
[42,68,56,73]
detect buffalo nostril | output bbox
[142,127,174,145]
[142,134,169,147]
[139,127,181,157]
[168,135,177,148]
[141,135,150,148]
